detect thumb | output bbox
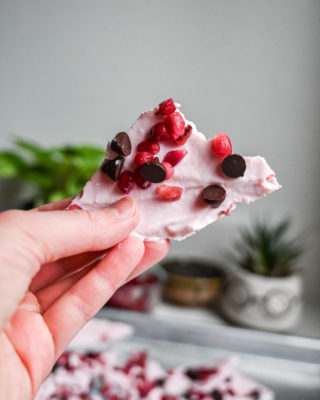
[0,197,139,329]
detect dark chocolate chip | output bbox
[202,185,226,208]
[140,157,167,183]
[111,131,132,156]
[155,379,165,387]
[186,369,201,380]
[221,154,246,178]
[211,390,223,400]
[101,157,124,181]
[249,390,260,399]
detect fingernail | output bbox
[111,197,136,219]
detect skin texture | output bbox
[0,197,169,400]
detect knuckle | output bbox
[69,292,93,323]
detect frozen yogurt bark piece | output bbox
[69,99,280,241]
[36,350,274,400]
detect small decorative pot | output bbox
[161,258,224,307]
[220,267,302,332]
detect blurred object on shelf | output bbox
[105,274,161,312]
[161,258,224,307]
[0,137,105,208]
[0,177,37,212]
[220,219,303,332]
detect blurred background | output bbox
[0,0,319,339]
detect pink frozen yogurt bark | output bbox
[69,99,281,241]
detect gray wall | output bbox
[0,1,319,323]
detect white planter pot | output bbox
[220,267,302,332]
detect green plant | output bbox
[0,138,105,206]
[230,220,302,277]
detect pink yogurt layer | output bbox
[69,103,281,241]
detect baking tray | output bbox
[96,308,320,400]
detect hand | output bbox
[0,197,169,400]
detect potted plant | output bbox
[220,220,303,332]
[0,138,105,210]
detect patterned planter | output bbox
[220,267,302,332]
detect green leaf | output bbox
[0,152,26,177]
[229,219,302,277]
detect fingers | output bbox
[35,239,170,313]
[0,196,138,268]
[36,262,98,313]
[30,197,73,212]
[126,239,170,282]
[31,239,169,294]
[0,197,138,329]
[43,236,145,357]
[30,250,107,293]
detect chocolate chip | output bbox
[211,390,223,400]
[101,157,124,181]
[140,157,167,183]
[111,132,132,156]
[249,390,260,399]
[186,369,201,380]
[221,154,246,178]
[202,185,226,208]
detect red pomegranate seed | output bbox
[137,381,155,397]
[162,396,179,400]
[134,167,152,189]
[137,140,160,155]
[165,111,185,140]
[150,122,171,141]
[135,151,154,166]
[68,204,82,210]
[156,185,183,201]
[162,162,174,180]
[175,125,192,146]
[118,170,135,194]
[211,133,232,157]
[163,149,188,166]
[159,98,176,115]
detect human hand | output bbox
[0,197,169,400]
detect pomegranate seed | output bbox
[135,151,154,166]
[156,185,183,201]
[162,162,174,180]
[163,149,188,166]
[165,111,185,140]
[137,140,160,155]
[134,167,152,189]
[159,98,176,115]
[175,125,192,146]
[211,133,232,157]
[137,381,155,397]
[118,170,135,194]
[123,352,147,372]
[162,396,179,400]
[150,122,171,141]
[68,204,82,210]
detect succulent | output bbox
[230,220,302,277]
[0,138,105,206]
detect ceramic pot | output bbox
[161,259,224,307]
[220,267,302,332]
